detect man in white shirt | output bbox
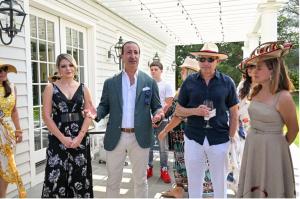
[148,61,174,183]
[96,41,164,198]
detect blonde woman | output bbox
[0,62,26,198]
[42,54,94,198]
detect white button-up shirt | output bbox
[121,70,138,128]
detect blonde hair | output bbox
[250,58,294,99]
[56,53,78,76]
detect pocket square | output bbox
[142,86,150,91]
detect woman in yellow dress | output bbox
[0,62,26,198]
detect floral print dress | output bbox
[42,83,93,198]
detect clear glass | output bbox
[203,100,214,128]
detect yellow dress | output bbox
[0,84,26,198]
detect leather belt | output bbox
[60,113,80,123]
[121,128,135,133]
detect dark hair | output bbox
[2,80,12,98]
[121,41,140,55]
[149,61,163,70]
[239,70,252,100]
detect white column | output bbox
[258,2,283,43]
[242,33,260,58]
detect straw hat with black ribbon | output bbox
[0,61,17,73]
[190,42,228,60]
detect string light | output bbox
[177,0,203,43]
[218,0,225,42]
[139,0,183,43]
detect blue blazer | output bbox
[96,70,162,151]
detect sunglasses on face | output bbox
[246,64,256,69]
[196,57,216,63]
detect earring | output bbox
[269,75,272,81]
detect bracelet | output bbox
[15,129,22,133]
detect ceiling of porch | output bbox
[98,0,269,45]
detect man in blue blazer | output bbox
[96,41,164,198]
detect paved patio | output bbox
[27,145,299,198]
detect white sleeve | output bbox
[165,83,174,98]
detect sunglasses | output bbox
[245,64,256,69]
[196,57,216,63]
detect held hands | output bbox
[152,112,164,128]
[60,131,85,148]
[83,108,97,120]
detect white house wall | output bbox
[2,0,175,196]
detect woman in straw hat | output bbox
[42,54,94,197]
[237,41,298,198]
[0,62,26,198]
[158,57,213,198]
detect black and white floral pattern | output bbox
[42,83,93,198]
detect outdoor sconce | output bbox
[148,52,160,66]
[167,61,176,72]
[0,0,26,45]
[108,36,123,71]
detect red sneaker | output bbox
[147,166,153,178]
[160,167,171,183]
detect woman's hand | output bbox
[70,131,85,148]
[60,136,73,148]
[158,129,168,141]
[15,130,23,143]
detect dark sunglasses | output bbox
[246,64,256,69]
[196,57,216,63]
[0,66,8,73]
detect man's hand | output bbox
[152,112,164,127]
[83,108,97,119]
[194,105,210,117]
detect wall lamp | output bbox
[0,0,26,45]
[108,36,123,71]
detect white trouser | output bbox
[184,135,229,198]
[106,133,150,198]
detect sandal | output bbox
[161,186,184,198]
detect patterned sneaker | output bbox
[160,167,171,183]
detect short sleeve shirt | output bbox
[177,70,239,145]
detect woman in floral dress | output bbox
[42,54,94,198]
[0,62,26,198]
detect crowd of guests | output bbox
[0,40,298,198]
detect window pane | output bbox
[39,40,46,61]
[31,39,38,60]
[40,63,47,83]
[67,47,72,55]
[38,18,46,40]
[79,32,83,48]
[33,107,40,128]
[30,15,37,37]
[41,85,46,104]
[48,42,55,62]
[34,129,41,150]
[79,50,84,66]
[33,85,39,106]
[66,27,71,46]
[49,64,56,78]
[32,62,38,83]
[79,67,84,83]
[47,21,54,42]
[73,48,78,63]
[72,29,78,47]
[42,128,49,148]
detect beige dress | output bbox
[237,93,296,198]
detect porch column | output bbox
[258,1,283,43]
[242,33,260,58]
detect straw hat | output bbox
[0,61,17,73]
[190,42,228,60]
[179,57,199,72]
[245,41,292,65]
